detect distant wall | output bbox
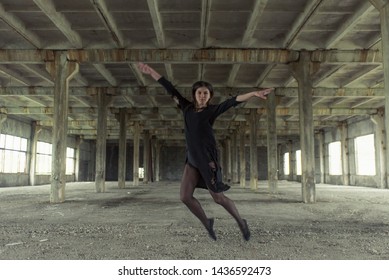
[279,116,382,188]
[0,117,93,187]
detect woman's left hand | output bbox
[253,88,274,100]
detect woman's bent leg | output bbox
[180,164,216,240]
[209,190,250,241]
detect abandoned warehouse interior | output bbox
[1,0,389,205]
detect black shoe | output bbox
[207,218,217,241]
[241,219,250,241]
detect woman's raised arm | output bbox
[137,62,162,81]
[236,88,274,102]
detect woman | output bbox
[138,62,273,241]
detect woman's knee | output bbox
[180,185,194,204]
[211,192,225,205]
[180,191,190,204]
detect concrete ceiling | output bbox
[0,0,385,143]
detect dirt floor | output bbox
[1,180,389,260]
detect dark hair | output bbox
[191,80,214,104]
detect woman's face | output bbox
[194,86,211,108]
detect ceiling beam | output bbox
[326,2,375,48]
[92,64,118,86]
[283,0,324,48]
[200,0,211,47]
[2,106,377,116]
[0,3,42,48]
[33,0,83,48]
[0,86,385,98]
[242,0,269,46]
[0,65,30,86]
[147,0,165,48]
[21,64,53,85]
[91,0,124,48]
[0,49,382,64]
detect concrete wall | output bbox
[280,116,382,188]
[0,117,93,187]
[103,142,269,182]
[1,114,384,189]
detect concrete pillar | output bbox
[95,89,110,193]
[47,51,78,203]
[154,139,161,182]
[231,131,239,183]
[75,136,82,182]
[316,131,325,184]
[143,130,151,184]
[118,108,127,189]
[249,109,258,190]
[239,124,246,188]
[133,121,140,186]
[288,140,295,181]
[371,110,386,188]
[29,122,41,186]
[370,0,389,188]
[266,89,278,193]
[340,122,350,186]
[290,51,316,203]
[0,113,6,134]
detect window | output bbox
[0,134,28,173]
[66,147,75,175]
[284,152,290,175]
[36,141,52,174]
[329,141,342,175]
[296,150,301,175]
[355,134,376,176]
[139,167,144,179]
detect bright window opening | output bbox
[139,167,144,179]
[66,147,75,175]
[0,134,28,173]
[36,141,52,174]
[329,141,342,175]
[355,134,376,176]
[284,152,290,175]
[296,150,301,175]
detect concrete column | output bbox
[371,110,386,188]
[133,121,140,186]
[154,139,161,182]
[288,140,295,181]
[316,131,325,184]
[266,89,278,193]
[47,51,78,203]
[290,52,316,203]
[239,124,246,188]
[370,0,389,188]
[75,136,82,182]
[0,113,6,134]
[95,89,110,193]
[29,122,41,186]
[143,130,151,184]
[340,122,350,186]
[249,109,258,190]
[231,131,239,183]
[118,108,127,189]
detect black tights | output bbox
[180,164,245,231]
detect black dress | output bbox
[158,77,242,193]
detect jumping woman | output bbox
[138,63,273,241]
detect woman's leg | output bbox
[209,190,250,241]
[180,164,216,240]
